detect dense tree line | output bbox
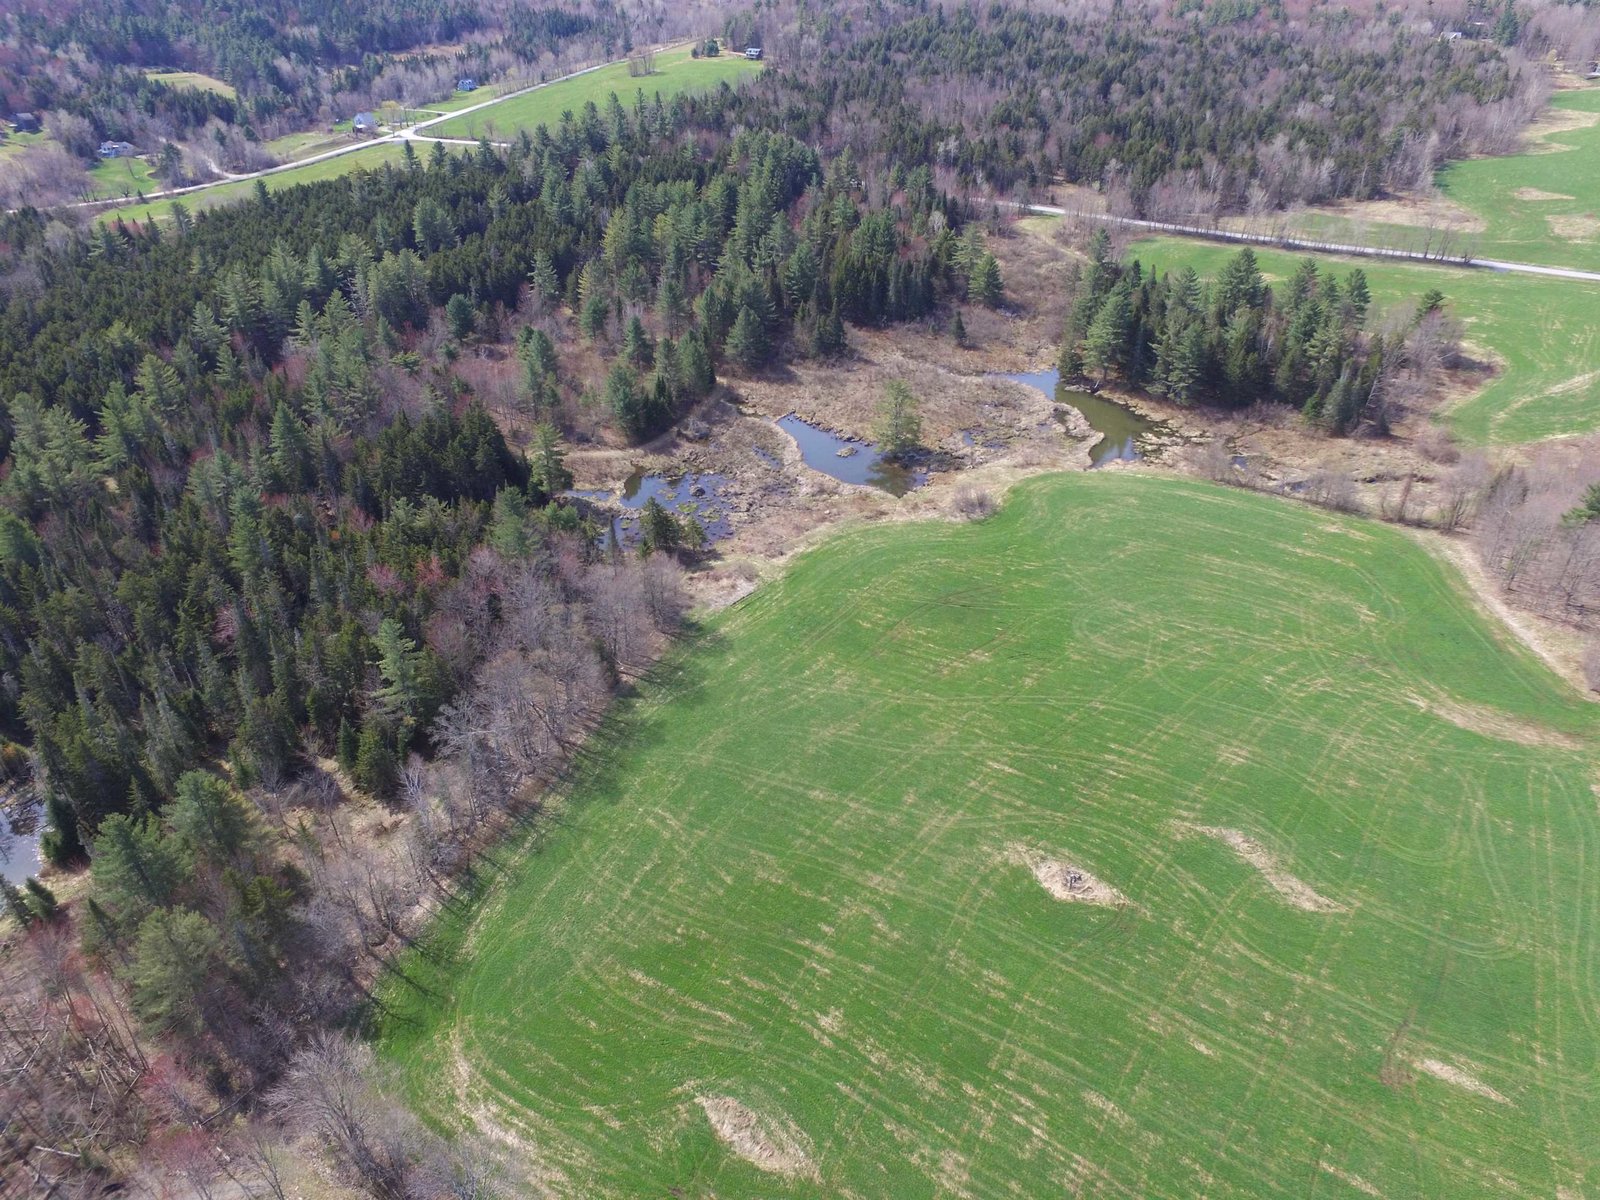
[0,73,991,873]
[721,1,1541,214]
[13,0,483,99]
[1058,236,1447,434]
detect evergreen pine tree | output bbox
[335,716,359,775]
[530,423,572,498]
[727,304,770,369]
[875,380,923,460]
[969,254,1003,307]
[22,878,59,922]
[623,315,655,367]
[1,879,33,927]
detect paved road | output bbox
[1013,204,1600,284]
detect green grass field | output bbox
[1262,87,1600,274]
[382,473,1600,1199]
[99,143,409,226]
[85,154,158,199]
[428,83,501,114]
[143,68,237,99]
[427,44,762,139]
[262,129,355,162]
[92,47,757,225]
[1132,236,1600,445]
[0,130,50,161]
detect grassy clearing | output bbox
[1263,87,1600,273]
[382,472,1600,1199]
[428,45,762,139]
[0,130,51,161]
[84,154,158,199]
[89,48,755,224]
[1131,235,1600,445]
[99,143,409,227]
[142,68,237,99]
[428,83,501,114]
[261,129,355,162]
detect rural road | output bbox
[71,49,663,211]
[1012,204,1600,284]
[67,62,1600,292]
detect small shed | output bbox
[11,112,40,133]
[744,46,763,60]
[457,77,477,92]
[352,112,378,134]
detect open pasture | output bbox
[142,68,237,99]
[85,153,158,199]
[1262,87,1600,275]
[426,44,762,140]
[99,143,409,227]
[384,473,1600,1199]
[1132,236,1600,445]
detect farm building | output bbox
[11,112,40,133]
[98,141,136,158]
[352,112,378,133]
[745,46,763,59]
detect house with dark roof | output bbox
[11,113,40,133]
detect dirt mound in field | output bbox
[696,1095,818,1179]
[1006,844,1128,907]
[1176,824,1345,913]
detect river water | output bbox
[775,414,927,496]
[1,798,43,886]
[999,369,1160,467]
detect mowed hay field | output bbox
[1440,86,1600,272]
[1267,87,1600,274]
[384,473,1600,1199]
[99,143,409,227]
[427,44,762,140]
[1133,235,1600,446]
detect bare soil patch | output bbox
[1524,102,1600,144]
[695,1095,819,1179]
[1005,844,1129,907]
[1174,824,1345,913]
[1408,692,1583,750]
[1412,1057,1510,1104]
[1547,214,1600,241]
[1512,187,1575,201]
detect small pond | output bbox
[1,799,43,887]
[776,414,926,496]
[1000,369,1159,467]
[571,471,734,547]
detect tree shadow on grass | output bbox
[562,621,732,811]
[365,622,735,1034]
